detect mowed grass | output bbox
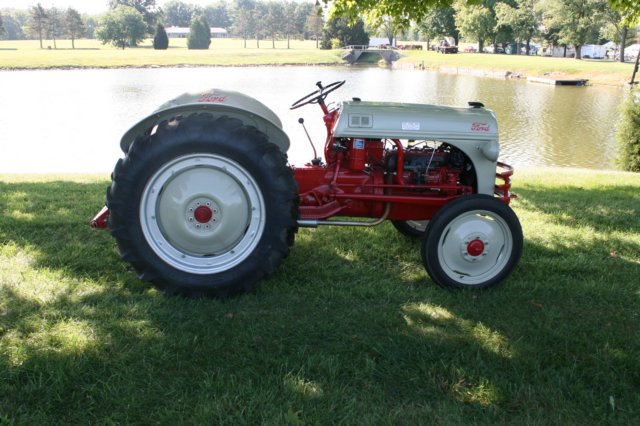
[0,169,639,424]
[0,38,635,85]
[399,48,635,86]
[0,38,342,69]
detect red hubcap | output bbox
[467,239,485,257]
[194,205,213,223]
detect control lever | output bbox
[298,118,322,166]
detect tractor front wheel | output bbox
[107,113,298,297]
[421,195,522,289]
[391,220,428,237]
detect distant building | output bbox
[165,26,228,38]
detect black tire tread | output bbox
[106,112,298,297]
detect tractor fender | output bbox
[119,88,290,154]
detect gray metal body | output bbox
[119,88,290,154]
[333,100,500,195]
[121,89,500,195]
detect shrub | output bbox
[187,16,210,50]
[153,24,168,49]
[617,89,640,172]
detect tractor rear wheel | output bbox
[391,220,428,237]
[421,195,522,290]
[107,113,298,297]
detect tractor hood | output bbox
[333,101,498,143]
[120,89,289,153]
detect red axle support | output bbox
[90,206,110,229]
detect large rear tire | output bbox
[421,195,522,290]
[107,113,298,297]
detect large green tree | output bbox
[600,7,635,63]
[495,0,541,54]
[418,7,458,47]
[28,3,47,49]
[541,0,608,59]
[282,1,298,48]
[329,0,449,24]
[46,7,63,49]
[163,0,194,27]
[0,13,4,37]
[264,2,284,48]
[187,15,211,49]
[1,11,27,40]
[203,1,232,29]
[608,0,640,25]
[305,6,324,48]
[326,0,639,28]
[109,0,160,33]
[454,1,496,52]
[232,0,257,48]
[96,5,147,49]
[65,8,85,49]
[320,15,369,49]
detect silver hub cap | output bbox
[140,154,265,274]
[437,210,512,285]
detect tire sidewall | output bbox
[109,115,296,295]
[421,194,523,289]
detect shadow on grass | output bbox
[0,179,638,423]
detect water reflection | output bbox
[0,66,623,173]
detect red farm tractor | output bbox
[91,81,523,297]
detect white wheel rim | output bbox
[140,154,265,274]
[437,209,512,285]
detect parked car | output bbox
[484,45,505,54]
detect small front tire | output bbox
[421,194,522,290]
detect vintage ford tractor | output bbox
[91,81,523,297]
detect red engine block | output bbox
[293,138,473,222]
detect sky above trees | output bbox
[0,0,315,15]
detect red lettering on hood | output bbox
[471,122,490,132]
[198,92,227,103]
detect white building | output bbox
[165,26,228,38]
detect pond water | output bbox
[0,66,624,173]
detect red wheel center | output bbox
[194,205,213,223]
[467,239,485,257]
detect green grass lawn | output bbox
[1,169,639,424]
[0,38,635,85]
[399,49,635,86]
[0,38,342,69]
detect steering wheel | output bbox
[290,80,346,110]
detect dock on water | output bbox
[342,45,402,64]
[527,76,589,86]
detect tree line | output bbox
[411,0,638,60]
[0,0,638,59]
